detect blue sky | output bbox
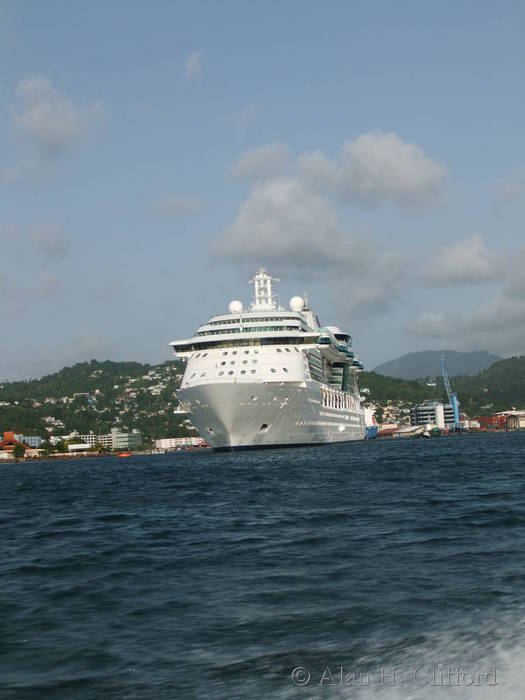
[1,0,524,380]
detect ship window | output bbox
[254,349,259,354]
[250,395,257,400]
[259,423,269,432]
[191,373,196,378]
[294,347,299,352]
[202,353,208,357]
[221,361,226,365]
[223,351,228,356]
[244,350,249,354]
[232,350,238,355]
[251,370,256,374]
[271,368,276,373]
[195,353,200,358]
[283,368,289,373]
[276,348,282,352]
[200,372,206,377]
[285,348,291,352]
[219,371,224,376]
[242,360,248,364]
[252,359,258,364]
[207,427,214,434]
[241,370,246,375]
[230,360,235,365]
[228,370,234,375]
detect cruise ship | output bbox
[170,268,366,450]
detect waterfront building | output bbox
[14,434,43,448]
[50,428,143,450]
[110,428,143,450]
[508,412,525,430]
[155,437,207,450]
[410,401,455,428]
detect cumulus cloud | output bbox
[214,176,406,315]
[420,235,505,286]
[154,194,202,216]
[214,177,358,269]
[410,246,525,355]
[230,143,289,180]
[299,131,446,206]
[14,75,106,157]
[184,51,203,81]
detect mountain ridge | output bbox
[374,350,502,380]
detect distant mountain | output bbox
[374,350,502,380]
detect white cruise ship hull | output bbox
[179,381,366,451]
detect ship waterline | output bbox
[170,268,366,451]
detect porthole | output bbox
[207,427,214,434]
[232,350,238,355]
[223,351,228,356]
[276,348,282,353]
[244,350,249,354]
[242,360,248,364]
[221,361,226,365]
[195,353,201,358]
[191,373,196,378]
[202,353,208,357]
[241,370,246,375]
[283,368,289,373]
[252,359,258,364]
[230,360,235,365]
[251,370,256,374]
[219,371,224,376]
[228,370,234,375]
[285,348,291,353]
[259,423,269,432]
[271,368,276,373]
[200,372,206,377]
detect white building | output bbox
[410,401,455,429]
[155,437,207,450]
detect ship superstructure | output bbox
[169,268,365,450]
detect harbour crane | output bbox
[441,353,460,430]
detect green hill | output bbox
[362,356,525,416]
[452,357,525,414]
[1,356,524,440]
[0,359,189,441]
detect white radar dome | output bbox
[289,296,305,312]
[229,300,243,314]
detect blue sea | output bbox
[2,432,525,699]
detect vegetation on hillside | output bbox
[0,359,190,441]
[362,357,525,416]
[1,356,524,439]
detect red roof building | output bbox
[0,431,31,452]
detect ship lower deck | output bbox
[178,380,365,450]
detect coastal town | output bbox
[1,356,524,461]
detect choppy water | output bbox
[2,432,525,699]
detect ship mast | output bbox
[249,268,279,311]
